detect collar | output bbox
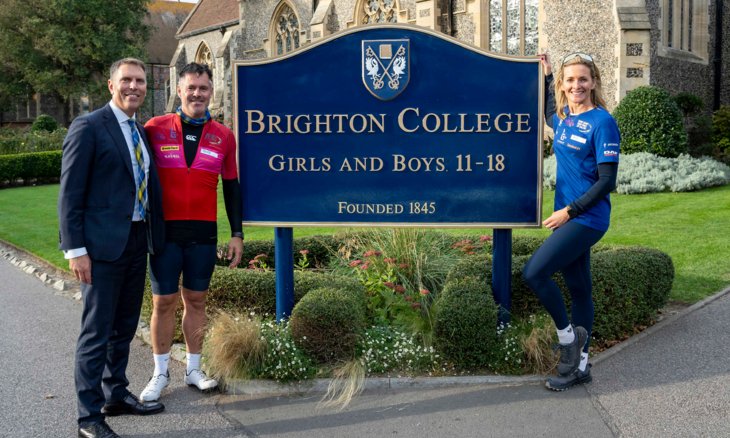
[109,101,136,124]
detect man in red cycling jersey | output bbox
[140,63,243,401]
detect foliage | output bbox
[713,106,730,159]
[672,92,704,118]
[590,247,674,343]
[258,317,318,382]
[337,229,460,297]
[543,153,730,194]
[433,277,498,368]
[0,0,151,123]
[356,325,440,375]
[612,86,688,157]
[518,313,559,374]
[30,114,59,133]
[204,311,266,381]
[444,252,544,319]
[289,287,367,362]
[614,153,730,193]
[203,310,319,383]
[204,267,363,317]
[0,151,62,184]
[216,234,338,269]
[0,129,66,155]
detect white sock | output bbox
[153,352,170,376]
[579,352,589,371]
[557,325,575,344]
[186,353,201,373]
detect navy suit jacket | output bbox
[58,103,164,261]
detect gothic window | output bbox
[661,0,708,59]
[359,0,398,25]
[195,42,213,68]
[272,3,301,56]
[487,0,538,55]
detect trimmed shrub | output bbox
[31,114,59,133]
[512,235,547,256]
[613,86,688,157]
[546,152,730,193]
[615,152,730,193]
[0,128,66,155]
[445,252,544,319]
[590,247,673,342]
[0,150,62,184]
[290,287,367,362]
[433,277,498,368]
[206,267,364,316]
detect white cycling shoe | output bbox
[185,369,218,391]
[140,372,170,402]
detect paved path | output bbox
[2,246,729,437]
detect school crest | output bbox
[362,39,410,100]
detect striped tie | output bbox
[127,119,147,220]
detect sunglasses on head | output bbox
[562,52,594,65]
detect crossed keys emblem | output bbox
[361,39,410,101]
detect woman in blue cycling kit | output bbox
[524,52,620,391]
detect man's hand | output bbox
[69,254,92,284]
[227,237,244,269]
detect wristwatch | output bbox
[566,205,578,219]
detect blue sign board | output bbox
[235,25,543,228]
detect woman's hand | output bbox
[539,53,552,76]
[543,207,570,231]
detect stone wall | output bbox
[542,0,620,111]
[645,0,714,113]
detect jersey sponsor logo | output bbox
[169,129,177,139]
[604,150,618,157]
[576,120,592,133]
[557,131,567,144]
[160,145,179,151]
[604,142,619,149]
[564,117,575,127]
[566,144,582,151]
[569,134,586,144]
[204,133,222,145]
[186,135,197,141]
[200,148,220,159]
[163,153,181,159]
[154,133,166,141]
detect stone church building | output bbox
[170,0,728,126]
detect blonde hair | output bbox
[554,54,607,119]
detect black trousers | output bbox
[75,222,147,426]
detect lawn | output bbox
[1,183,727,303]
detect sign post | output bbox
[235,25,543,322]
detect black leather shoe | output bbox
[101,393,164,416]
[78,420,120,438]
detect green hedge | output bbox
[0,150,62,183]
[433,277,499,368]
[591,247,674,341]
[443,244,674,345]
[218,235,340,269]
[0,128,66,155]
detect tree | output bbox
[0,0,151,125]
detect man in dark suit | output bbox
[58,57,166,438]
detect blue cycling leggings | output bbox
[522,221,605,352]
